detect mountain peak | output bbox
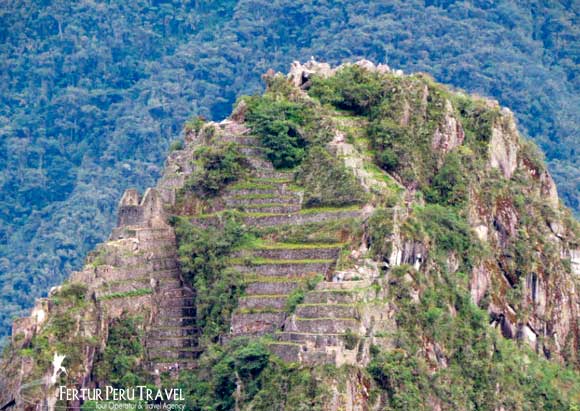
[2,60,579,410]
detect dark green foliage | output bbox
[177,339,269,411]
[169,140,184,152]
[452,95,499,146]
[405,204,473,256]
[296,146,367,207]
[186,143,248,195]
[285,288,305,313]
[177,338,329,411]
[184,116,208,134]
[368,350,426,410]
[425,152,468,207]
[93,316,148,387]
[341,329,360,350]
[367,119,408,173]
[174,215,250,344]
[519,138,547,174]
[310,68,446,188]
[55,283,88,305]
[243,95,311,169]
[367,208,395,259]
[309,65,385,115]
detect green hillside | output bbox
[2,62,579,410]
[0,0,578,346]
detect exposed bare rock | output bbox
[288,59,395,90]
[390,240,427,270]
[492,197,519,248]
[432,99,465,157]
[474,224,489,242]
[489,108,519,179]
[324,370,371,411]
[423,338,448,370]
[489,305,517,339]
[471,263,492,305]
[519,323,538,348]
[400,99,411,126]
[288,59,334,88]
[571,249,580,276]
[540,170,560,209]
[230,99,247,122]
[420,84,429,119]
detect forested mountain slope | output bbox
[1,61,579,411]
[0,0,578,345]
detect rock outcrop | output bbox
[489,108,519,179]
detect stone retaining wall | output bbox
[233,262,333,276]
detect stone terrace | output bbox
[179,132,383,366]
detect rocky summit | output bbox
[1,60,579,411]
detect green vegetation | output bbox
[232,257,333,265]
[243,77,331,169]
[296,146,368,207]
[367,198,579,410]
[309,65,385,115]
[367,208,395,259]
[238,239,344,251]
[244,94,308,168]
[97,288,152,301]
[409,204,474,256]
[184,116,208,134]
[260,216,364,245]
[169,140,185,152]
[424,152,468,207]
[177,337,332,411]
[8,284,95,393]
[174,214,251,344]
[310,66,448,188]
[369,264,580,410]
[185,143,249,195]
[93,316,148,387]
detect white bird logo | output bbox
[50,353,67,385]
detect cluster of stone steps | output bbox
[88,226,200,373]
[230,244,343,336]
[146,276,200,373]
[269,279,375,365]
[163,129,375,366]
[204,143,357,338]
[190,146,361,229]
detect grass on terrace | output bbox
[230,257,334,265]
[235,236,344,250]
[195,204,361,219]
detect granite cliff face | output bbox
[1,61,579,410]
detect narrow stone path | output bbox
[101,223,200,373]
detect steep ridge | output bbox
[1,60,579,411]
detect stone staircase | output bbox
[230,244,343,336]
[269,279,376,365]
[157,122,388,368]
[146,276,200,373]
[90,222,200,373]
[191,147,361,229]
